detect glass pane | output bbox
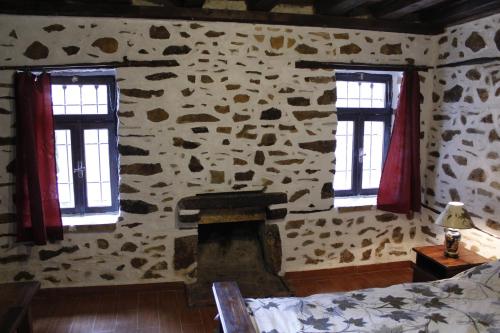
[98,104,108,115]
[362,121,384,189]
[64,85,81,105]
[336,81,347,99]
[372,99,385,108]
[85,143,100,182]
[84,129,112,207]
[87,182,102,205]
[82,105,98,114]
[360,99,371,108]
[55,129,74,209]
[336,79,387,109]
[66,105,81,115]
[359,82,372,99]
[81,85,97,105]
[372,83,386,100]
[99,129,108,142]
[97,85,108,105]
[101,182,111,203]
[347,82,359,99]
[336,98,347,108]
[53,105,65,115]
[84,129,99,144]
[51,84,108,116]
[334,121,353,191]
[347,98,359,108]
[52,85,65,105]
[100,144,110,182]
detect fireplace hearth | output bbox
[174,191,291,306]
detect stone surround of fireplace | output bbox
[174,191,291,306]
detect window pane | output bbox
[66,105,81,115]
[372,99,385,108]
[84,129,99,144]
[51,84,108,116]
[334,121,353,191]
[55,129,75,208]
[52,85,65,105]
[347,98,360,108]
[336,98,347,108]
[98,104,108,115]
[64,85,81,105]
[359,99,371,108]
[53,105,65,115]
[84,129,112,207]
[81,85,97,105]
[82,105,98,114]
[336,81,347,99]
[347,82,359,99]
[97,85,108,105]
[362,121,384,189]
[372,83,386,100]
[359,82,372,99]
[336,80,387,109]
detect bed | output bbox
[212,260,500,333]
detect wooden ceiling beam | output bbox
[420,0,500,26]
[0,0,442,35]
[314,0,372,15]
[245,0,280,11]
[373,0,449,20]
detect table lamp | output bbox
[435,202,474,258]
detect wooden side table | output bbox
[0,282,40,333]
[412,245,487,282]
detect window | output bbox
[334,72,393,197]
[52,75,119,215]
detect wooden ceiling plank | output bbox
[314,0,372,15]
[181,0,205,8]
[0,0,443,34]
[374,0,449,19]
[245,0,281,11]
[279,0,313,6]
[421,0,500,25]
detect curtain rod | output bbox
[436,56,500,68]
[296,57,500,72]
[295,61,430,71]
[1,56,497,73]
[0,57,180,71]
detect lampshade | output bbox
[435,202,474,229]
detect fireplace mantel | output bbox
[176,191,287,229]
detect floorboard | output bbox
[32,265,413,333]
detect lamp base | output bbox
[444,228,461,258]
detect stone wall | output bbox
[421,14,500,259]
[0,13,494,288]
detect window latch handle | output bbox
[73,161,85,179]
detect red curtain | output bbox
[15,72,63,245]
[377,70,421,214]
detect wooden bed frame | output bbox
[212,282,256,333]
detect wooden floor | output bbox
[32,263,413,333]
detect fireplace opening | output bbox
[187,220,291,306]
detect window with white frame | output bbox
[334,72,393,197]
[52,75,119,216]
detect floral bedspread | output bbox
[246,260,500,333]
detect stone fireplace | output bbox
[174,191,291,306]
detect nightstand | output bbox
[412,245,487,282]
